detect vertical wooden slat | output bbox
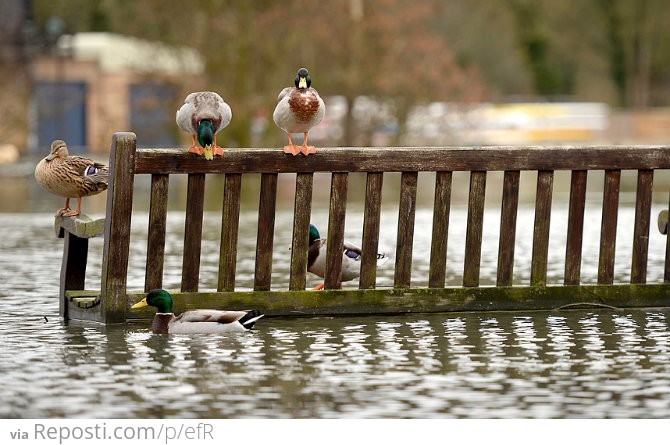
[463,171,486,287]
[564,170,587,285]
[429,171,452,288]
[325,172,349,289]
[145,174,169,292]
[496,170,520,286]
[60,232,88,319]
[181,173,205,292]
[530,170,554,286]
[289,173,314,290]
[394,171,418,288]
[101,132,136,323]
[359,172,384,289]
[666,190,670,283]
[254,173,278,291]
[218,173,242,292]
[631,169,654,284]
[598,169,621,284]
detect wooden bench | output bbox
[60,132,670,323]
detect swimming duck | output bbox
[34,139,108,217]
[307,224,386,290]
[176,91,232,160]
[131,289,264,334]
[273,68,325,156]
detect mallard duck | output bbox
[131,289,264,334]
[307,224,386,290]
[176,91,232,160]
[34,139,108,217]
[273,68,325,156]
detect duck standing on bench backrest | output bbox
[176,91,232,160]
[34,139,109,217]
[273,67,325,156]
[307,224,386,290]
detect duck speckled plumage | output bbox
[176,91,232,160]
[273,68,325,156]
[132,289,264,334]
[307,224,386,290]
[34,139,109,217]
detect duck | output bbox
[131,289,264,334]
[307,224,386,290]
[273,68,325,156]
[176,91,232,160]
[34,139,109,217]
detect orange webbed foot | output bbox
[188,144,204,155]
[300,144,317,156]
[283,144,301,156]
[212,145,224,157]
[311,283,325,290]
[61,209,81,217]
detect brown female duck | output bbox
[34,140,108,217]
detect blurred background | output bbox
[0,0,668,160]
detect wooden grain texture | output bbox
[135,146,670,174]
[181,174,205,292]
[289,173,313,290]
[463,171,486,287]
[145,174,169,292]
[666,198,670,282]
[55,214,105,239]
[325,172,348,289]
[218,173,242,291]
[60,232,88,319]
[393,172,418,288]
[564,170,587,285]
[531,171,554,286]
[496,170,520,286]
[429,171,452,288]
[360,172,384,289]
[254,173,278,291]
[598,170,621,284]
[101,132,136,323]
[631,169,653,284]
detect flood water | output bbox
[1,172,669,418]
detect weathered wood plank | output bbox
[325,172,348,289]
[497,170,520,286]
[101,132,136,323]
[665,205,670,282]
[564,170,587,285]
[218,173,242,292]
[121,283,670,319]
[531,171,554,286]
[463,171,486,287]
[55,214,105,239]
[631,169,653,284]
[429,171,452,288]
[254,173,278,291]
[598,170,621,284]
[145,174,169,292]
[181,174,205,292]
[289,173,313,290]
[60,232,88,319]
[394,172,418,288]
[135,146,670,174]
[360,172,384,289]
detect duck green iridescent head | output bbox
[197,120,214,160]
[131,289,174,313]
[309,224,320,244]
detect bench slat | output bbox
[289,173,313,290]
[218,173,242,291]
[325,172,348,289]
[254,173,278,291]
[394,172,418,288]
[531,170,554,286]
[429,171,452,288]
[463,171,486,287]
[631,169,653,284]
[564,170,587,285]
[598,170,621,284]
[145,174,169,292]
[181,173,205,292]
[360,172,384,289]
[497,170,520,286]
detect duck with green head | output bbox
[131,289,263,334]
[307,224,386,290]
[176,91,232,160]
